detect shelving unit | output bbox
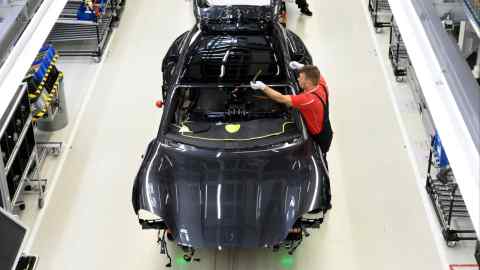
[0,43,65,214]
[368,0,392,31]
[388,19,409,81]
[0,84,41,213]
[426,136,478,247]
[389,0,480,239]
[46,0,115,61]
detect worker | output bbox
[250,62,333,167]
[296,0,313,16]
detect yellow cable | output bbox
[179,122,294,141]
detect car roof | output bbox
[179,32,288,84]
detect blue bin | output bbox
[433,133,449,168]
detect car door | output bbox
[161,31,190,100]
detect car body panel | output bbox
[132,138,329,248]
[132,2,329,250]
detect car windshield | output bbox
[165,86,302,149]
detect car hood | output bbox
[132,139,329,248]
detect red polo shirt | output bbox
[289,76,329,135]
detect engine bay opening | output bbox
[166,86,302,148]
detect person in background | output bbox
[296,0,313,16]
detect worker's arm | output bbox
[250,81,292,107]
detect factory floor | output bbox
[23,0,447,269]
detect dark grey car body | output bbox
[132,0,330,249]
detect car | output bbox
[132,0,331,264]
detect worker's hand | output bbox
[289,61,305,70]
[250,81,267,91]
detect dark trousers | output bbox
[311,133,333,212]
[295,0,309,10]
[312,132,333,170]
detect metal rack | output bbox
[425,136,478,247]
[368,0,392,31]
[46,0,115,61]
[0,84,41,213]
[389,18,409,81]
[0,44,64,213]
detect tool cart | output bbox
[425,134,478,247]
[46,0,116,61]
[389,18,409,81]
[368,0,392,31]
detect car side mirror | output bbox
[155,100,164,108]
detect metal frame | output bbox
[368,0,392,30]
[0,81,61,213]
[0,84,39,213]
[425,136,478,247]
[388,18,408,80]
[46,0,115,61]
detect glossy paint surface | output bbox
[132,2,328,249]
[132,137,329,248]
